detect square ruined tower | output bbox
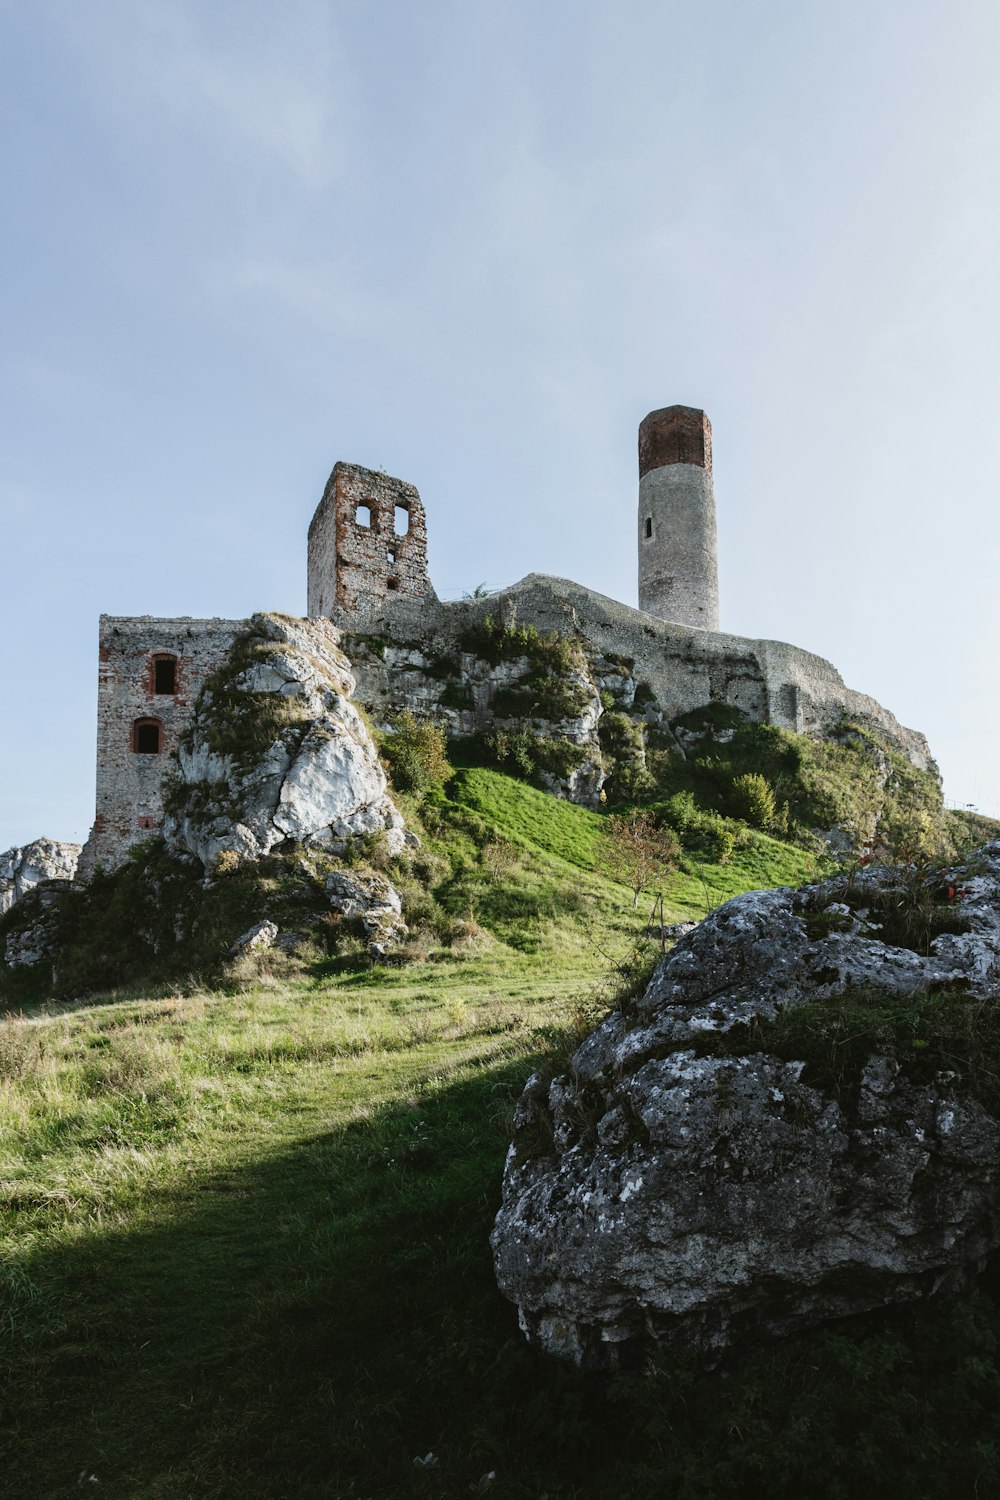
[78,615,244,876]
[307,461,433,618]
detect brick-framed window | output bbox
[133,718,164,754]
[151,654,179,695]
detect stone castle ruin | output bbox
[638,404,719,630]
[65,404,932,880]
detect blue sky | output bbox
[3,0,999,848]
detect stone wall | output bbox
[337,572,935,778]
[307,461,434,618]
[78,616,244,876]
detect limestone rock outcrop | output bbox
[163,614,407,872]
[326,870,406,959]
[0,838,81,915]
[492,844,1000,1368]
[347,631,608,805]
[229,919,279,957]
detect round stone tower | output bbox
[638,405,719,631]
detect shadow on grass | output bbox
[5,1051,1000,1500]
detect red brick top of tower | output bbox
[638,406,712,478]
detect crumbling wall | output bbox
[78,616,245,876]
[307,461,434,618]
[340,573,936,780]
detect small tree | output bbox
[731,772,777,830]
[381,712,450,794]
[482,838,518,882]
[603,810,680,908]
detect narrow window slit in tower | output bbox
[394,504,410,535]
[387,547,396,564]
[644,517,653,539]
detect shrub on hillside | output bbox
[732,771,779,831]
[603,810,680,908]
[380,712,450,794]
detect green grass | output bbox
[447,767,606,872]
[2,769,999,1497]
[445,767,823,905]
[5,965,1000,1499]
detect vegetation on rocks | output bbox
[172,621,329,777]
[704,979,1000,1112]
[457,727,591,787]
[457,616,584,676]
[379,711,451,794]
[651,706,965,857]
[427,612,972,871]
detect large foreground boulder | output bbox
[0,838,81,916]
[492,844,1000,1368]
[163,614,408,872]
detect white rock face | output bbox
[229,919,279,956]
[493,842,1000,1368]
[0,838,82,916]
[163,614,407,871]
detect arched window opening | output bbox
[644,517,653,539]
[133,720,162,754]
[154,656,177,694]
[393,504,410,536]
[355,503,372,529]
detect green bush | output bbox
[659,792,740,864]
[732,771,779,830]
[380,711,450,794]
[604,763,658,806]
[458,616,583,675]
[462,728,590,788]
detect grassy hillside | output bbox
[2,769,1000,1497]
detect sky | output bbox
[2,0,999,849]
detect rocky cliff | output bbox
[0,838,81,915]
[492,842,1000,1367]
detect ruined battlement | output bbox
[307,461,434,618]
